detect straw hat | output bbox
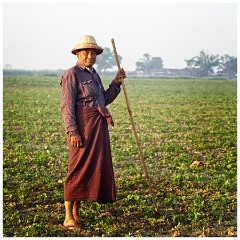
[71,35,103,55]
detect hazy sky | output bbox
[3,1,238,71]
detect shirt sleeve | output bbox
[104,80,121,106]
[60,69,79,136]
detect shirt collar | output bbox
[76,62,95,73]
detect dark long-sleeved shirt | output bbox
[60,62,121,136]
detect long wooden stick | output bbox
[111,38,159,213]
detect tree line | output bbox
[3,48,237,78]
[95,48,237,78]
[185,50,237,78]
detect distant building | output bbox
[162,68,199,77]
[127,68,199,78]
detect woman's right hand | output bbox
[70,134,83,148]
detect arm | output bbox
[60,69,79,136]
[61,70,83,148]
[104,68,126,106]
[104,80,121,106]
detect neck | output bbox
[77,62,93,72]
[85,66,93,73]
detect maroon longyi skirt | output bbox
[64,106,116,202]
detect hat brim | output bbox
[72,45,103,55]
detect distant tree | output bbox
[149,57,164,72]
[219,55,237,78]
[4,64,12,70]
[136,53,150,73]
[135,53,163,75]
[95,47,122,74]
[185,50,219,77]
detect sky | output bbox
[2,0,238,71]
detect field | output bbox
[3,76,237,237]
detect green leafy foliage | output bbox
[3,76,237,237]
[136,53,163,74]
[185,50,237,78]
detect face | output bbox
[77,49,97,68]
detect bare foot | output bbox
[73,214,80,223]
[63,219,81,230]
